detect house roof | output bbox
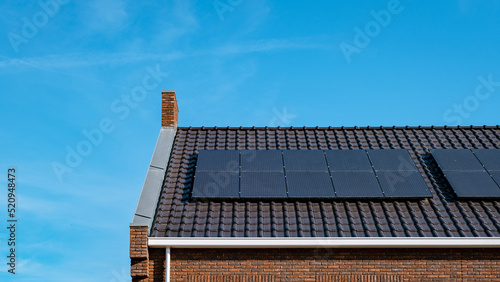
[146,126,500,238]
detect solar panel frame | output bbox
[285,172,335,198]
[367,149,419,171]
[241,150,284,172]
[282,150,328,172]
[192,171,240,199]
[487,170,500,188]
[376,170,432,198]
[325,150,373,171]
[430,149,485,171]
[196,150,240,172]
[472,149,500,171]
[442,170,500,198]
[240,172,287,198]
[331,171,384,198]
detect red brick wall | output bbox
[165,248,500,282]
[148,248,166,282]
[130,226,149,280]
[130,226,166,282]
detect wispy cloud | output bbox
[0,37,331,70]
[209,38,332,56]
[0,52,184,69]
[139,0,200,50]
[1,257,100,281]
[237,0,271,34]
[208,60,258,100]
[172,0,198,28]
[84,0,129,32]
[21,195,69,215]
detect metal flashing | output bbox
[150,128,177,169]
[130,127,176,230]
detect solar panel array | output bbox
[430,149,500,198]
[192,149,432,199]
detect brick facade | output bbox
[130,226,149,280]
[130,226,167,282]
[148,248,166,281]
[160,248,500,282]
[162,90,178,127]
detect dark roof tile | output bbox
[151,126,500,238]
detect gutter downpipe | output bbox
[166,247,171,282]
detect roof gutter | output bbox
[149,237,500,248]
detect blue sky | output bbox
[0,0,499,281]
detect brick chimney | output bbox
[161,90,178,127]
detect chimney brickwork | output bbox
[162,91,178,127]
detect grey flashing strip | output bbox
[130,127,176,231]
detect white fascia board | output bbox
[148,237,500,248]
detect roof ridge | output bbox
[178,125,500,130]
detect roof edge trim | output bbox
[177,125,500,131]
[148,237,500,248]
[130,127,176,230]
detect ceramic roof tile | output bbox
[150,126,500,238]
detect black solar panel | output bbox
[241,150,283,172]
[192,149,446,199]
[282,150,328,172]
[430,149,485,171]
[196,150,239,172]
[240,172,287,198]
[192,172,239,198]
[286,172,335,198]
[442,171,500,198]
[473,149,500,171]
[376,170,432,198]
[325,150,373,171]
[367,149,418,171]
[331,171,384,198]
[488,171,500,187]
